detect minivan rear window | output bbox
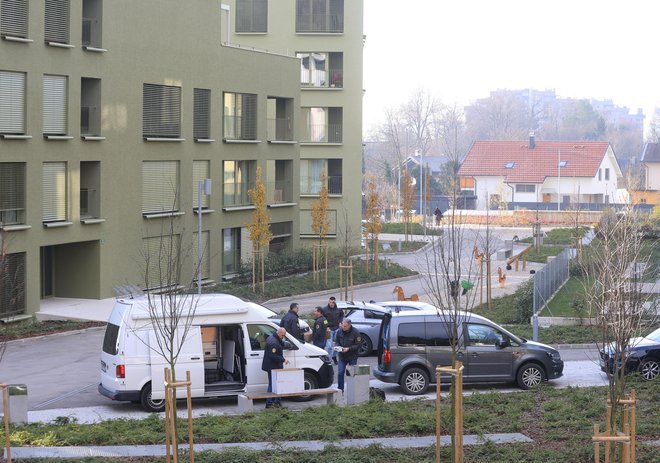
[102,323,120,355]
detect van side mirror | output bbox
[496,338,510,349]
[283,339,295,350]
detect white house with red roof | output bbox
[458,135,622,210]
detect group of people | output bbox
[261,296,362,408]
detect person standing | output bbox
[335,319,361,392]
[280,302,303,342]
[261,327,289,408]
[322,297,343,362]
[311,306,329,349]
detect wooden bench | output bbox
[237,387,341,413]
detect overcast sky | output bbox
[363,0,660,135]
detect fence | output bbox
[532,247,575,317]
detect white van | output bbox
[98,294,334,412]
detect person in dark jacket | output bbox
[334,319,361,391]
[261,327,288,407]
[311,306,329,349]
[280,302,303,342]
[322,297,343,361]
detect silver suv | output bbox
[374,310,564,394]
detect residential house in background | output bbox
[458,136,622,210]
[630,143,660,206]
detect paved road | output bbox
[1,327,605,414]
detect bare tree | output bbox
[646,107,660,143]
[0,230,25,364]
[402,87,439,156]
[577,206,657,461]
[364,175,382,273]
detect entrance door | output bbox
[40,246,54,298]
[149,326,205,399]
[464,323,513,381]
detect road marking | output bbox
[33,382,98,409]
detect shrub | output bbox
[514,279,534,323]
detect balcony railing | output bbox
[0,208,25,226]
[301,68,343,88]
[267,117,294,141]
[301,123,342,143]
[266,180,293,204]
[80,106,98,135]
[224,115,256,140]
[296,14,343,33]
[80,188,98,218]
[82,17,100,47]
[300,175,342,195]
[223,181,255,207]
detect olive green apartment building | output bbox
[0,0,364,317]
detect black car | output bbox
[599,327,660,381]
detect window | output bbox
[559,160,567,167]
[193,88,211,140]
[300,107,342,143]
[505,162,515,169]
[142,234,181,289]
[297,52,343,88]
[270,221,292,254]
[193,230,210,280]
[426,323,451,347]
[296,0,343,33]
[236,0,267,33]
[0,251,26,316]
[80,161,100,219]
[102,323,119,355]
[0,162,25,225]
[223,92,257,140]
[515,184,535,193]
[44,0,70,44]
[142,161,179,215]
[605,168,610,181]
[42,161,67,223]
[466,323,504,347]
[398,323,426,346]
[143,83,181,139]
[193,160,210,210]
[300,208,337,236]
[222,227,241,275]
[43,74,68,136]
[1,0,29,39]
[80,77,101,136]
[82,0,102,48]
[598,169,602,181]
[247,324,277,351]
[0,70,26,135]
[266,96,294,141]
[300,159,342,194]
[223,160,255,207]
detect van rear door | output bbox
[149,326,205,399]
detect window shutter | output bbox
[142,161,179,214]
[43,75,67,135]
[143,235,180,289]
[236,0,267,33]
[42,162,67,222]
[193,88,210,140]
[143,83,181,138]
[44,0,69,43]
[241,93,257,140]
[192,160,210,209]
[0,162,25,224]
[0,71,25,134]
[1,0,28,38]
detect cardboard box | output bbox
[272,368,304,394]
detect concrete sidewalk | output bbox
[5,433,533,459]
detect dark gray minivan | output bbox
[374,310,564,394]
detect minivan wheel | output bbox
[517,363,545,390]
[357,334,373,357]
[291,371,319,402]
[639,358,659,381]
[400,367,429,395]
[140,382,166,413]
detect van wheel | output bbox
[140,383,166,413]
[357,334,373,357]
[400,367,429,395]
[517,363,545,389]
[291,371,319,402]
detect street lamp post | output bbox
[197,178,212,295]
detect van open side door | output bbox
[149,326,205,399]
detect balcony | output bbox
[302,68,343,88]
[300,175,342,195]
[267,117,293,142]
[301,123,342,144]
[266,180,293,204]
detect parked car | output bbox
[599,327,660,381]
[339,301,436,357]
[374,310,564,394]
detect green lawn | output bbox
[539,277,587,317]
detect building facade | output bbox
[221,0,364,249]
[0,0,338,316]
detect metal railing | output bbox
[266,117,293,141]
[82,17,100,47]
[266,180,292,203]
[300,175,342,195]
[300,123,342,143]
[301,68,343,88]
[532,247,575,317]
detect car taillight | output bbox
[383,349,391,365]
[116,364,125,378]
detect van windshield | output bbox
[102,323,120,355]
